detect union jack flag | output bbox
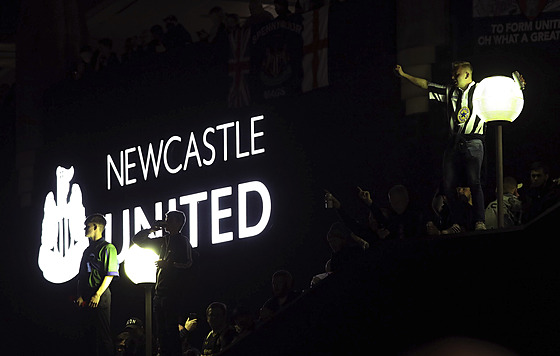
[228,27,252,108]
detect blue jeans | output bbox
[442,138,485,225]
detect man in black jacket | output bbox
[133,210,193,356]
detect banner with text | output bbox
[472,0,560,49]
[228,5,329,107]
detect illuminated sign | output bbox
[38,166,87,283]
[106,116,265,190]
[38,115,272,284]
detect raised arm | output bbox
[132,222,163,251]
[357,186,390,229]
[395,64,428,89]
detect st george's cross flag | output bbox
[302,5,329,92]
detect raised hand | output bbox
[357,186,373,206]
[324,190,341,209]
[394,64,405,77]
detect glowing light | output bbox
[38,166,87,284]
[473,76,524,122]
[124,244,159,284]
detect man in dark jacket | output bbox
[133,210,193,356]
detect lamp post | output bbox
[124,243,159,356]
[473,74,524,228]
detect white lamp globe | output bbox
[124,244,159,284]
[473,76,524,123]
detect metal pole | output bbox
[496,124,504,228]
[145,285,153,356]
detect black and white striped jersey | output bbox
[427,81,485,137]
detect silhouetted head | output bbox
[274,0,290,16]
[98,38,113,51]
[529,161,549,188]
[226,13,240,32]
[249,0,265,15]
[432,190,446,215]
[456,187,472,205]
[271,270,293,297]
[326,222,351,252]
[503,176,518,195]
[150,24,164,38]
[388,184,409,215]
[165,210,186,234]
[232,305,255,333]
[206,302,228,332]
[163,15,177,25]
[209,6,224,24]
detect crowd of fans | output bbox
[110,159,559,356]
[69,0,329,82]
[328,160,559,238]
[114,269,305,356]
